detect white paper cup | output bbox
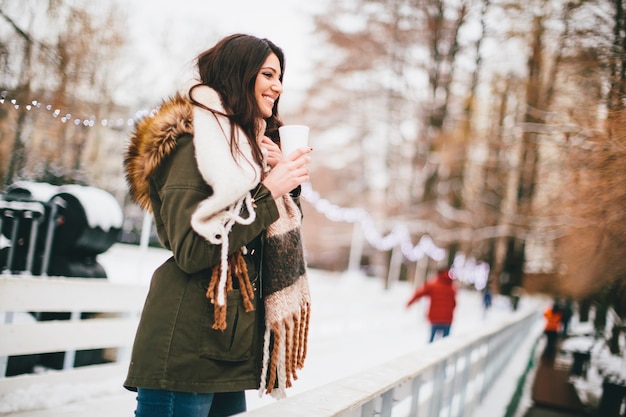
[279,125,309,157]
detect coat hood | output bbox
[124,94,194,212]
[436,269,453,284]
[124,86,262,309]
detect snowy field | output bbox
[3,243,547,417]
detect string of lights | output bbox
[0,91,139,129]
[301,182,444,261]
[301,183,490,288]
[2,92,490,287]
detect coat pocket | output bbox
[199,289,256,362]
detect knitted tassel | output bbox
[206,251,256,331]
[258,276,311,398]
[206,263,228,331]
[296,303,310,368]
[234,251,255,312]
[259,303,311,397]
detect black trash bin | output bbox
[598,376,626,417]
[2,182,124,375]
[48,185,122,261]
[0,181,58,275]
[570,351,591,377]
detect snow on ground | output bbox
[3,244,551,416]
[99,244,531,413]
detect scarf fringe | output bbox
[258,277,311,399]
[205,251,256,331]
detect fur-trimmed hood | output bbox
[124,85,262,305]
[124,86,262,216]
[124,94,194,212]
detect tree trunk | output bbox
[502,14,546,290]
[4,105,27,186]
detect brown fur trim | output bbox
[124,94,194,212]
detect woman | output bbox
[123,34,312,417]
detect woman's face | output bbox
[254,53,283,118]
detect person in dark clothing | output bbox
[482,287,492,318]
[406,268,457,343]
[560,299,574,337]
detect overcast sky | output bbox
[113,0,327,110]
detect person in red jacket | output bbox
[406,268,457,343]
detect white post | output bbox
[62,311,81,370]
[386,245,403,289]
[413,255,429,289]
[0,312,14,377]
[348,222,364,272]
[116,311,137,363]
[409,375,423,416]
[41,197,65,277]
[429,360,446,417]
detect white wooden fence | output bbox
[0,275,147,398]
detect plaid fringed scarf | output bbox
[203,193,310,399]
[258,194,310,399]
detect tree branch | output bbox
[0,9,32,44]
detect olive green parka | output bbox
[123,90,281,393]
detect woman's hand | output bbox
[261,136,282,168]
[262,147,312,198]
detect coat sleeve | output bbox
[407,284,428,307]
[150,135,279,275]
[156,183,279,275]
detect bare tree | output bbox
[0,3,37,185]
[477,0,594,294]
[307,0,484,216]
[0,1,126,185]
[552,0,626,331]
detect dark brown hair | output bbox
[190,34,285,167]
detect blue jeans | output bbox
[429,323,451,343]
[135,388,246,417]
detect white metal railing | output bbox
[238,309,541,417]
